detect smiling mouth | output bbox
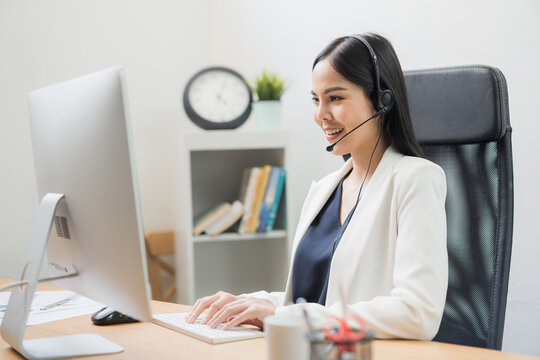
[326,128,344,136]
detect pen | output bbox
[296,297,314,333]
[40,296,75,311]
[297,297,327,360]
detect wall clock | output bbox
[183,66,252,130]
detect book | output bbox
[237,168,252,205]
[257,167,286,233]
[204,200,244,236]
[192,202,231,236]
[238,167,261,234]
[264,167,286,232]
[246,165,272,233]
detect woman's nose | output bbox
[316,102,330,122]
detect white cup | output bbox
[264,314,309,360]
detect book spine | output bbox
[257,167,280,233]
[238,167,260,234]
[265,168,286,232]
[247,165,272,233]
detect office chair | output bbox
[403,65,514,349]
[145,231,177,301]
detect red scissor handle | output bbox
[322,314,367,342]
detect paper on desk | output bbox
[0,290,103,326]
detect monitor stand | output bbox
[0,193,123,359]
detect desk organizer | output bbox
[307,330,373,360]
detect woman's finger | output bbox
[222,298,275,330]
[200,294,236,325]
[204,296,245,325]
[222,308,256,330]
[207,301,247,328]
[186,292,221,323]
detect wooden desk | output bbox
[1,279,538,360]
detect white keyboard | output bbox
[152,312,265,344]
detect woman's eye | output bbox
[329,95,342,101]
[312,97,319,104]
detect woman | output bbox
[187,33,448,340]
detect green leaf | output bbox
[253,71,286,100]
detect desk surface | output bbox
[1,279,538,360]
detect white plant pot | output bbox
[252,100,281,131]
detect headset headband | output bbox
[348,34,394,112]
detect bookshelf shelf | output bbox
[193,230,287,244]
[175,131,291,304]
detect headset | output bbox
[348,34,394,113]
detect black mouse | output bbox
[91,306,139,325]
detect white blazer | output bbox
[246,146,448,340]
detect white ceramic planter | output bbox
[252,100,281,131]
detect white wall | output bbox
[1,0,538,356]
[0,0,211,274]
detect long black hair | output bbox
[313,33,423,158]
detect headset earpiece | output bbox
[379,89,394,111]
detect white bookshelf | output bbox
[175,131,291,304]
[193,230,287,244]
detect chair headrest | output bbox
[404,65,510,145]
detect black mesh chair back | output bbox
[404,65,514,349]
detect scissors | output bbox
[322,314,367,354]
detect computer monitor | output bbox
[1,66,152,359]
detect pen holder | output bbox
[306,330,373,360]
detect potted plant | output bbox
[252,71,285,131]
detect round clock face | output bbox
[183,67,252,130]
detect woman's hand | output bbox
[186,291,276,330]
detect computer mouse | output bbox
[91,306,139,326]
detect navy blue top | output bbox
[291,171,356,305]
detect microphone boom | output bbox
[325,107,387,152]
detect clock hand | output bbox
[215,79,228,105]
[216,93,227,105]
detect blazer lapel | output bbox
[326,146,403,305]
